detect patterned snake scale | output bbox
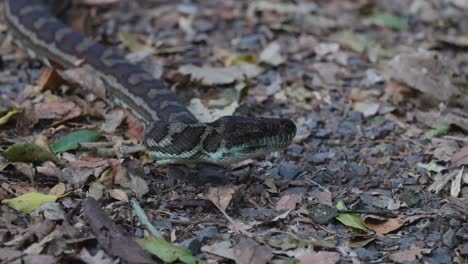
[4,0,297,165]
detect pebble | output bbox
[195,226,218,240]
[442,229,458,249]
[462,242,468,256]
[424,248,452,264]
[278,164,302,180]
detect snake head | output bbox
[145,116,296,165]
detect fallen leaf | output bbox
[432,138,460,162]
[385,50,467,107]
[206,186,237,210]
[118,31,154,53]
[58,67,107,98]
[49,182,66,196]
[363,215,404,234]
[51,130,103,153]
[335,201,367,231]
[259,41,285,66]
[109,189,129,203]
[1,192,61,213]
[0,108,18,126]
[451,146,468,166]
[188,98,238,123]
[388,246,423,263]
[417,161,446,173]
[233,237,273,264]
[34,101,79,120]
[365,12,409,30]
[178,63,262,85]
[297,251,341,264]
[100,109,125,134]
[424,125,450,140]
[201,241,235,260]
[353,101,380,117]
[275,194,303,211]
[138,236,203,264]
[2,143,59,164]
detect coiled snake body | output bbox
[5,0,296,165]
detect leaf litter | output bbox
[0,0,467,263]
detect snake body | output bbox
[4,0,296,165]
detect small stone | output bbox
[442,229,458,249]
[180,238,202,255]
[306,152,331,164]
[348,162,369,177]
[287,144,304,157]
[230,166,251,180]
[255,184,266,194]
[424,248,452,264]
[449,219,461,227]
[347,110,363,123]
[152,220,173,230]
[195,226,218,240]
[278,164,302,180]
[194,19,214,32]
[426,231,441,247]
[462,243,468,256]
[456,225,468,240]
[164,178,175,189]
[282,187,309,195]
[389,178,402,189]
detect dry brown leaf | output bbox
[388,246,423,263]
[49,182,66,196]
[451,146,468,166]
[58,67,107,99]
[432,138,460,162]
[109,189,129,203]
[37,68,65,92]
[383,80,414,105]
[363,215,404,234]
[385,50,466,106]
[298,251,341,264]
[233,237,273,264]
[125,112,145,140]
[275,194,302,211]
[206,186,237,210]
[34,101,78,120]
[178,63,262,85]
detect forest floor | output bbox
[0,0,467,263]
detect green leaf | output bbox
[2,143,59,163]
[335,201,367,231]
[371,115,386,126]
[137,236,205,264]
[424,125,450,140]
[2,192,59,213]
[0,108,18,126]
[51,130,102,153]
[367,12,409,30]
[416,161,445,173]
